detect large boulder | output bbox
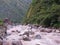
[34,34,41,39]
[23,35,31,41]
[0,39,3,45]
[40,28,52,33]
[0,26,7,39]
[12,41,23,45]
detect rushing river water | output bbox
[1,24,60,45]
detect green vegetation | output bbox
[0,19,3,26]
[23,0,60,28]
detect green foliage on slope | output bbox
[23,0,60,28]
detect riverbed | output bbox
[2,25,60,45]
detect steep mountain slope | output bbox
[23,0,60,28]
[0,0,32,23]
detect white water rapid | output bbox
[1,25,60,45]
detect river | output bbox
[1,24,60,45]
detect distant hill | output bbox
[0,0,32,23]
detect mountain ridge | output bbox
[0,0,32,23]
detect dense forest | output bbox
[23,0,60,28]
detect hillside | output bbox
[23,0,60,28]
[0,0,32,23]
